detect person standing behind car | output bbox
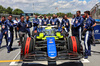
[33,15,39,31]
[0,16,8,50]
[14,17,19,40]
[48,16,51,24]
[50,14,60,26]
[90,15,96,45]
[82,11,93,59]
[60,15,70,33]
[71,15,75,36]
[39,15,43,26]
[25,16,32,37]
[73,11,84,43]
[6,15,16,53]
[17,16,28,45]
[42,14,49,26]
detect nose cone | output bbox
[46,37,57,58]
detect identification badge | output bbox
[66,23,68,26]
[52,22,54,25]
[44,22,46,24]
[2,25,5,29]
[76,20,78,24]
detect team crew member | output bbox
[25,16,32,37]
[17,16,28,45]
[7,15,16,52]
[42,14,49,25]
[33,15,39,31]
[48,16,51,24]
[14,17,19,40]
[39,15,43,25]
[61,15,70,33]
[50,14,60,26]
[73,11,84,43]
[82,11,93,59]
[71,15,75,35]
[90,15,96,45]
[0,16,8,50]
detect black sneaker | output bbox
[7,50,10,53]
[0,45,1,49]
[84,56,88,59]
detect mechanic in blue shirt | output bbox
[17,16,28,45]
[48,16,51,24]
[6,15,16,53]
[39,15,43,25]
[0,16,8,50]
[73,11,84,43]
[50,14,60,26]
[25,16,32,37]
[82,11,93,59]
[90,15,96,45]
[60,15,70,33]
[55,15,60,26]
[33,15,39,31]
[42,14,49,26]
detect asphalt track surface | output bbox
[0,19,100,66]
[0,35,100,66]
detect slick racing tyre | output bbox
[21,37,34,60]
[67,36,80,53]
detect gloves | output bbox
[82,30,87,36]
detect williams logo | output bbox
[95,30,99,33]
[49,39,53,43]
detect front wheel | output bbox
[20,37,34,60]
[67,36,81,53]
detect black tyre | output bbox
[21,37,34,60]
[67,36,80,53]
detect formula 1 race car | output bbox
[20,24,83,64]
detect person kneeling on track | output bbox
[17,16,28,45]
[82,11,93,59]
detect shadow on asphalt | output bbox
[22,62,83,66]
[12,47,19,51]
[0,45,7,49]
[91,50,100,54]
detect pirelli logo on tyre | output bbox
[71,36,77,52]
[24,37,31,55]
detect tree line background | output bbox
[0,5,73,17]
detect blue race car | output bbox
[20,25,83,64]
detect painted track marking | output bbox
[9,51,20,65]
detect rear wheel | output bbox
[67,36,81,53]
